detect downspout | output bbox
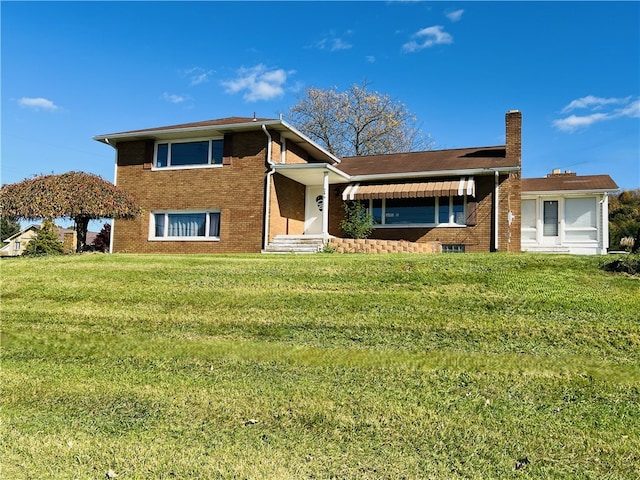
[108,138,116,254]
[262,124,275,250]
[494,170,499,252]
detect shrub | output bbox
[340,201,374,239]
[601,255,640,276]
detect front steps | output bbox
[263,235,325,254]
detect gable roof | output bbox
[522,174,618,193]
[337,146,518,179]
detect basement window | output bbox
[442,244,465,253]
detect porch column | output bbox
[322,171,330,238]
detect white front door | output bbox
[304,186,324,235]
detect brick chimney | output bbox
[505,110,522,165]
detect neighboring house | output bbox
[0,225,39,256]
[0,225,98,256]
[521,171,618,255]
[94,111,523,254]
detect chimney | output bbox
[505,110,522,165]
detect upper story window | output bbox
[155,139,224,168]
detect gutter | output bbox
[494,171,499,252]
[348,166,520,182]
[262,124,275,250]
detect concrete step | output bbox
[263,235,325,254]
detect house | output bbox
[521,171,618,255]
[94,111,523,254]
[0,225,39,256]
[0,224,98,256]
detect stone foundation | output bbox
[328,237,441,254]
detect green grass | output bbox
[2,253,639,479]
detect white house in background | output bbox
[0,225,39,256]
[521,170,619,255]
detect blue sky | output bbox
[3,0,639,207]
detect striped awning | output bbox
[342,177,475,200]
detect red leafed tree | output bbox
[0,172,141,253]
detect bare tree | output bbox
[0,172,141,252]
[289,82,433,157]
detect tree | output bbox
[92,222,111,253]
[0,172,141,253]
[609,189,640,253]
[0,217,20,243]
[23,220,64,256]
[288,82,433,158]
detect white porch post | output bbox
[322,171,330,238]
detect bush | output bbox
[340,201,374,239]
[601,255,640,276]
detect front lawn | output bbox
[2,253,638,479]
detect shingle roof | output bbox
[110,117,276,135]
[337,146,517,177]
[522,174,618,192]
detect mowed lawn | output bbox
[1,253,639,479]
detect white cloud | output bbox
[553,96,639,132]
[366,55,376,63]
[402,25,453,52]
[162,92,188,104]
[18,97,58,111]
[560,95,631,113]
[316,33,353,52]
[445,9,464,22]
[222,64,292,102]
[182,67,213,86]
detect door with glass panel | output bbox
[542,200,560,245]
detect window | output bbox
[14,241,21,251]
[564,197,597,241]
[365,196,466,227]
[442,244,465,253]
[521,199,537,242]
[151,212,220,240]
[155,139,224,168]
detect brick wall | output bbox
[113,131,269,253]
[329,175,500,253]
[269,173,305,239]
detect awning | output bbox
[342,177,475,200]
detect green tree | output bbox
[1,217,20,243]
[289,82,433,157]
[0,172,141,253]
[609,189,640,252]
[23,220,64,256]
[340,201,374,239]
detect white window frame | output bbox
[365,196,467,228]
[149,211,221,241]
[152,137,224,170]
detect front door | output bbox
[304,186,324,235]
[542,200,560,245]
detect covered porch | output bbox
[264,163,350,250]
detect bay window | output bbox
[155,139,224,168]
[151,212,220,240]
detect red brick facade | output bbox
[113,131,272,253]
[104,112,522,254]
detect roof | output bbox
[94,117,341,165]
[102,117,275,136]
[522,174,619,193]
[337,146,518,179]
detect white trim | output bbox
[153,137,224,169]
[350,167,518,183]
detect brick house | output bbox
[93,111,524,254]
